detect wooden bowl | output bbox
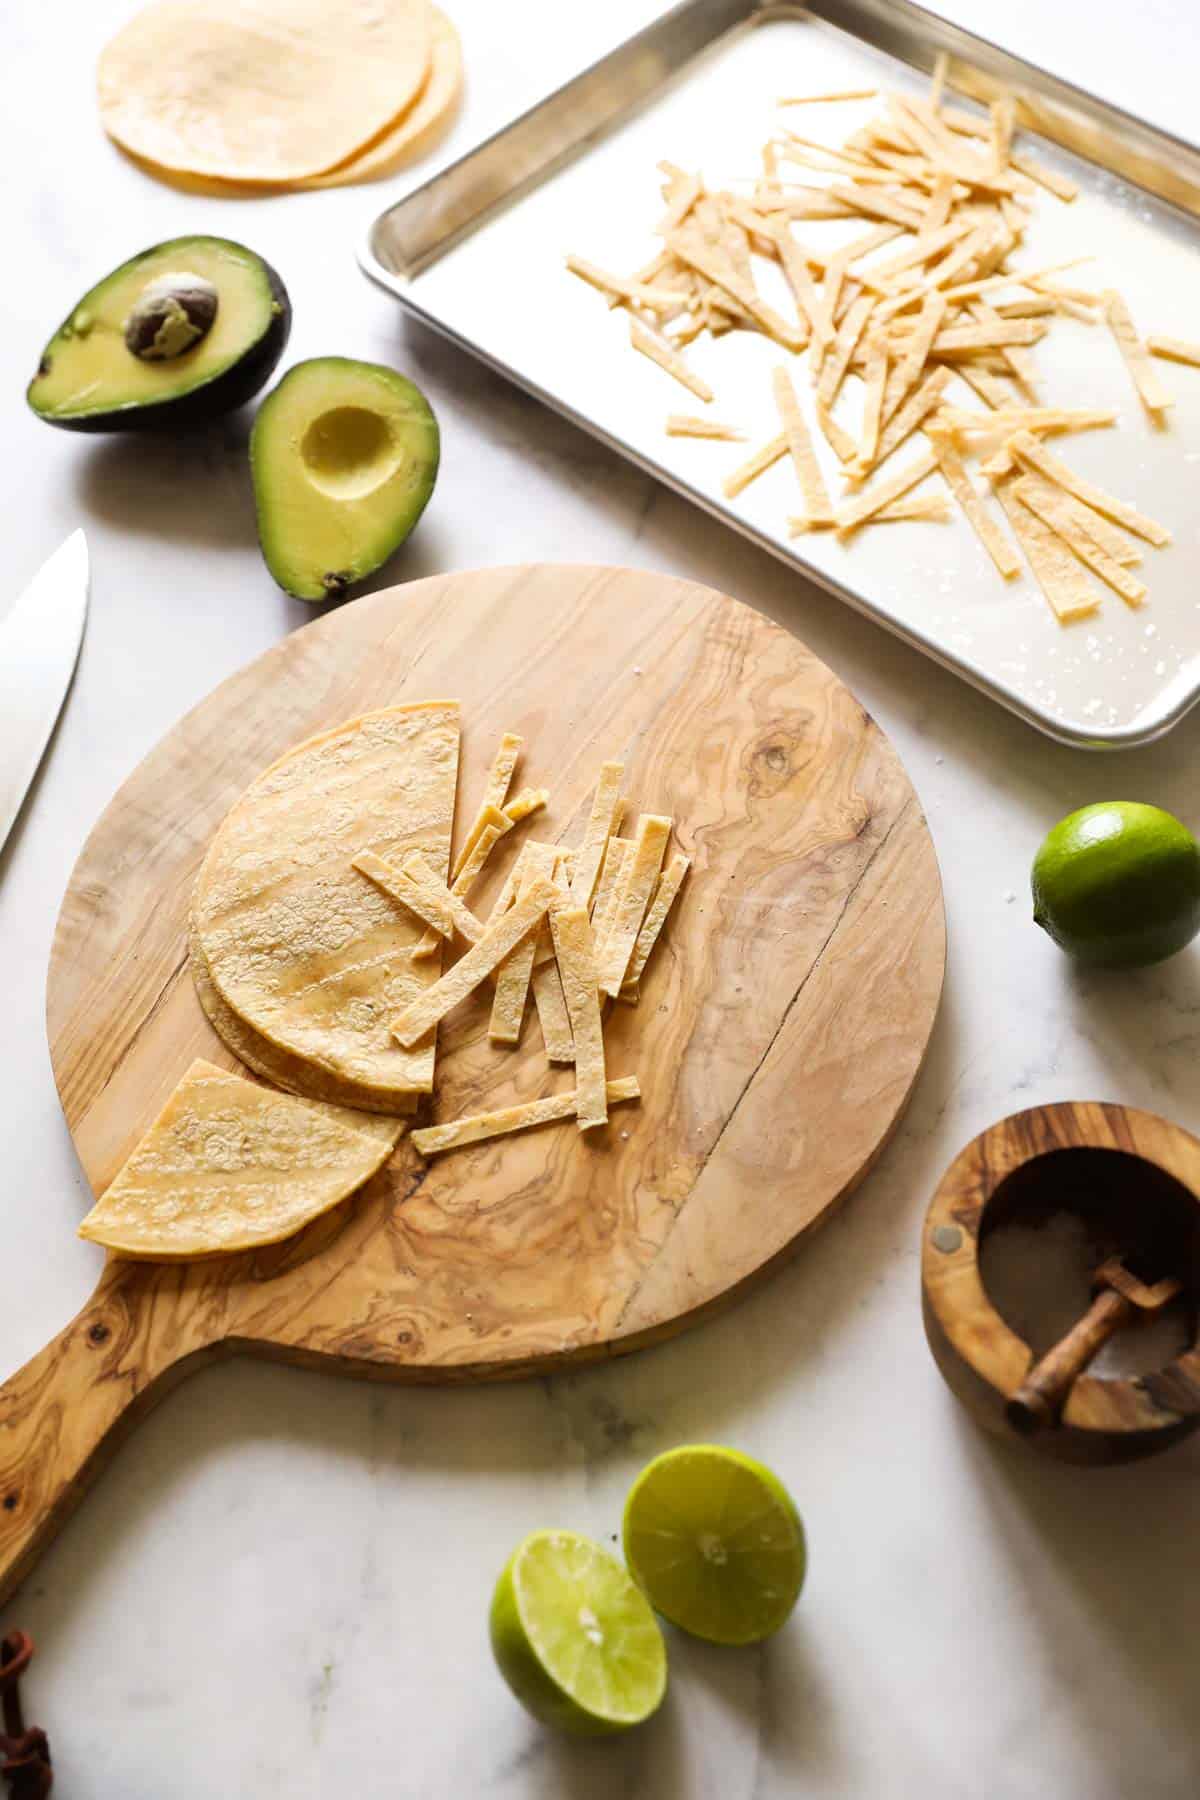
[921,1102,1200,1464]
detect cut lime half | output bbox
[489,1530,667,1735]
[623,1445,806,1645]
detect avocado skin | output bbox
[28,238,292,433]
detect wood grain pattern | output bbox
[922,1101,1200,1464]
[1,564,945,1604]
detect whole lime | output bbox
[1031,802,1200,968]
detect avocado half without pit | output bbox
[27,236,291,432]
[251,358,440,601]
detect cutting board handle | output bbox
[0,1269,222,1609]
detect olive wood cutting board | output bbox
[0,563,944,1605]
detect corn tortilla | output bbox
[98,0,434,184]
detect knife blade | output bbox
[0,530,89,858]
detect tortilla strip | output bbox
[667,228,807,350]
[1102,290,1173,415]
[789,494,951,533]
[916,171,957,245]
[994,481,1101,623]
[566,256,688,312]
[549,906,609,1130]
[490,852,556,1045]
[759,189,857,222]
[882,290,947,423]
[928,438,1021,577]
[1011,478,1147,608]
[880,256,1090,323]
[836,447,940,536]
[929,319,1044,352]
[503,788,547,826]
[828,182,925,229]
[953,361,1015,409]
[858,222,970,293]
[531,850,570,971]
[816,399,860,464]
[590,836,634,945]
[1010,471,1142,566]
[657,168,703,236]
[194,702,459,1100]
[352,848,483,946]
[452,735,522,879]
[778,88,878,104]
[936,406,1117,435]
[938,107,1078,199]
[1007,431,1171,545]
[611,248,673,307]
[819,293,875,406]
[486,842,531,925]
[667,414,746,439]
[414,807,511,957]
[770,229,833,351]
[772,367,834,525]
[1147,335,1200,368]
[990,95,1016,174]
[413,1075,640,1158]
[78,1060,402,1259]
[569,760,626,908]
[929,51,948,111]
[392,878,557,1048]
[617,854,690,1002]
[630,317,713,402]
[722,431,789,498]
[532,960,575,1063]
[994,297,1056,318]
[959,298,1030,399]
[857,346,889,465]
[849,366,952,479]
[597,816,672,997]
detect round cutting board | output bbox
[3,565,942,1603]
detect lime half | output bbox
[490,1530,667,1735]
[622,1446,806,1645]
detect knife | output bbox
[0,530,89,859]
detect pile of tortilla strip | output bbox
[568,57,1200,625]
[79,703,687,1260]
[97,0,462,191]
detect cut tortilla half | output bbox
[189,922,419,1116]
[98,0,434,184]
[78,1059,403,1260]
[193,701,459,1100]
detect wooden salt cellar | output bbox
[921,1102,1200,1464]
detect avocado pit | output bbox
[124,270,219,361]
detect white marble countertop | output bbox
[4,3,1200,1794]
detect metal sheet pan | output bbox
[361,0,1200,748]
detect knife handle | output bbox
[0,1265,222,1609]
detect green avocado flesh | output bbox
[251,357,440,602]
[28,236,290,431]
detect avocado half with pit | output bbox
[27,236,290,432]
[250,358,440,602]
